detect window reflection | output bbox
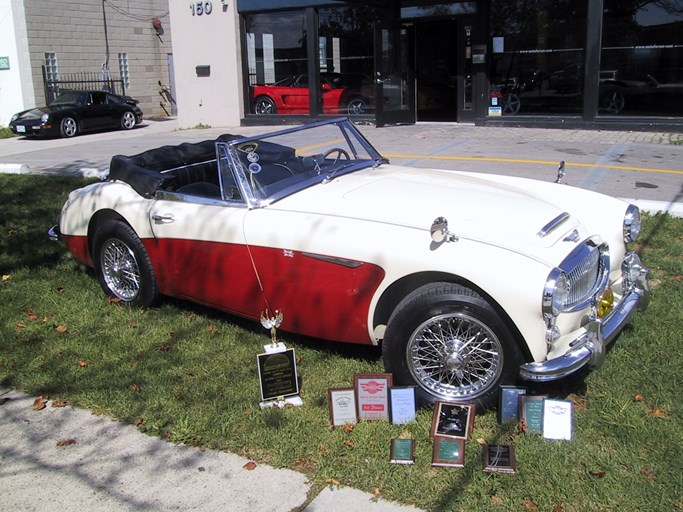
[601,0,683,116]
[489,1,587,115]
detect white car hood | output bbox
[277,165,580,255]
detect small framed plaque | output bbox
[483,444,517,474]
[354,373,392,421]
[519,395,547,434]
[431,402,475,440]
[389,386,417,424]
[498,386,526,424]
[542,398,573,441]
[256,348,299,402]
[328,388,357,428]
[390,438,415,465]
[431,437,465,468]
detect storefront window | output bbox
[318,7,376,116]
[246,11,309,115]
[489,0,587,116]
[601,0,683,116]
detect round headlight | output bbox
[623,204,641,243]
[41,113,50,124]
[543,269,569,319]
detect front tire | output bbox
[93,221,158,307]
[254,96,277,115]
[120,111,136,130]
[60,117,78,138]
[383,283,522,409]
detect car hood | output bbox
[15,104,77,120]
[279,165,581,255]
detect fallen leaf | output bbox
[325,478,340,486]
[552,505,565,512]
[243,461,257,471]
[33,396,47,410]
[55,286,65,293]
[342,423,354,433]
[291,457,315,473]
[518,420,529,433]
[476,437,487,445]
[130,321,138,328]
[131,384,140,393]
[14,323,27,332]
[134,418,144,427]
[646,407,667,419]
[634,394,645,402]
[56,439,76,447]
[26,310,39,321]
[55,325,68,333]
[0,397,11,406]
[343,439,355,448]
[522,500,539,512]
[674,275,683,283]
[2,274,10,282]
[51,400,68,408]
[78,360,88,367]
[589,469,606,478]
[641,467,656,482]
[372,487,382,499]
[490,496,503,506]
[567,393,587,412]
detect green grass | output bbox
[1,174,682,511]
[0,126,15,139]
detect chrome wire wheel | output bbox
[407,312,504,402]
[100,238,141,301]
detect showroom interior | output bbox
[232,0,683,130]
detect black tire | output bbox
[501,93,521,115]
[254,96,277,115]
[120,111,136,130]
[347,97,367,115]
[383,282,522,409]
[601,91,625,114]
[60,117,78,138]
[93,221,158,307]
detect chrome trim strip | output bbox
[302,253,364,268]
[537,212,570,238]
[48,225,61,242]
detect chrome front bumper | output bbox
[520,267,650,382]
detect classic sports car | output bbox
[49,118,650,408]
[10,90,143,138]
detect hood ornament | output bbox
[430,217,458,244]
[260,308,283,347]
[555,161,566,184]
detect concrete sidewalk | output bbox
[0,388,422,512]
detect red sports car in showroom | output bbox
[251,74,372,115]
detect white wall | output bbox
[0,0,34,126]
[169,0,243,128]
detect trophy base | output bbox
[263,342,287,354]
[259,395,304,409]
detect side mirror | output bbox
[430,217,458,243]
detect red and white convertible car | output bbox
[50,118,650,408]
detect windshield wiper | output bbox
[322,163,355,184]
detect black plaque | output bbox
[498,386,526,424]
[257,348,299,401]
[483,444,517,474]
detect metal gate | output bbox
[42,66,126,104]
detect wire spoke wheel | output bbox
[408,313,503,401]
[101,238,141,301]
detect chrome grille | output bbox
[560,240,609,311]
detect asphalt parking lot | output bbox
[1,118,682,215]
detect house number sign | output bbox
[190,1,213,16]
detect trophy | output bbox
[260,308,284,351]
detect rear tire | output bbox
[383,282,522,409]
[254,96,277,115]
[93,221,158,307]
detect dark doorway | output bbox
[415,20,458,121]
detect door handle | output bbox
[152,214,174,224]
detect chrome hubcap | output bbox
[407,313,503,401]
[101,239,140,301]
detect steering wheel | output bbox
[323,147,350,164]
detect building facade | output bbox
[1,0,174,127]
[169,0,682,131]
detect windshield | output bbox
[49,91,87,106]
[218,118,383,207]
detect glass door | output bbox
[374,12,415,127]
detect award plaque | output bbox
[542,398,573,441]
[431,437,465,468]
[354,373,392,421]
[519,395,547,434]
[389,386,417,424]
[390,438,415,465]
[483,444,517,474]
[431,402,475,440]
[328,388,357,428]
[498,386,526,424]
[256,348,299,402]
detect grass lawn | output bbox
[1,174,681,511]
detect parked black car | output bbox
[9,90,143,138]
